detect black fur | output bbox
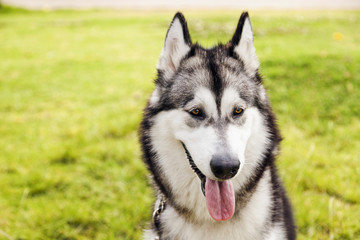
[207,49,224,110]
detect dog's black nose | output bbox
[210,154,240,180]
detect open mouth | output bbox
[182,143,236,221]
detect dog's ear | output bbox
[229,12,259,75]
[157,12,192,77]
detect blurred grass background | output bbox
[0,6,359,240]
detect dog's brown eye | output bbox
[190,108,201,116]
[233,107,244,116]
[189,108,205,120]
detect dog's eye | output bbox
[189,108,203,118]
[190,108,201,115]
[233,107,244,117]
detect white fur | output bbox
[266,224,287,240]
[234,17,259,76]
[149,87,160,106]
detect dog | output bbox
[140,12,296,240]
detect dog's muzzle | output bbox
[181,142,239,222]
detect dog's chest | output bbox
[161,216,262,240]
[157,170,285,240]
[160,208,284,240]
[160,214,286,240]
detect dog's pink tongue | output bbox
[205,177,235,221]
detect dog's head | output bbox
[141,12,280,222]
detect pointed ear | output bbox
[229,12,259,75]
[157,12,192,77]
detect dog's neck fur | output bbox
[147,168,286,240]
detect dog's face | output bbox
[142,12,279,222]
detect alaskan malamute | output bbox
[140,12,296,240]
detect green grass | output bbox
[0,7,359,240]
